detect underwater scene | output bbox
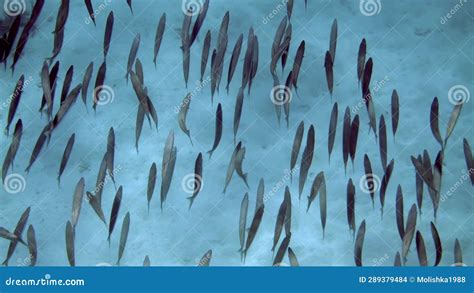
[0,0,473,267]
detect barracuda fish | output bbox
[3,207,30,266]
[58,134,75,187]
[153,13,166,68]
[2,119,22,183]
[187,153,203,210]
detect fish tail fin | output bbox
[2,259,8,266]
[107,235,111,247]
[243,174,249,188]
[187,196,195,210]
[57,176,61,188]
[188,135,194,147]
[207,150,213,160]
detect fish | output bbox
[65,221,75,266]
[273,233,291,266]
[411,155,437,193]
[284,186,292,236]
[41,61,53,117]
[103,12,114,59]
[2,119,23,183]
[366,96,377,138]
[126,0,133,14]
[1,15,21,66]
[71,178,85,229]
[160,131,177,211]
[198,250,212,266]
[354,220,366,266]
[87,153,108,225]
[342,107,351,173]
[379,114,387,170]
[93,61,107,112]
[5,75,24,135]
[290,121,304,182]
[60,65,74,105]
[2,207,30,266]
[239,193,249,253]
[117,212,130,266]
[187,153,203,210]
[416,154,424,214]
[349,114,360,167]
[347,179,356,238]
[454,239,463,266]
[429,97,443,148]
[108,186,123,244]
[26,225,37,266]
[143,256,150,266]
[153,13,166,68]
[147,163,157,212]
[291,41,305,95]
[49,84,82,134]
[416,231,428,266]
[463,138,474,185]
[207,103,223,159]
[106,127,116,189]
[444,103,463,146]
[189,0,209,46]
[361,58,373,100]
[234,147,249,188]
[125,34,141,82]
[402,204,417,264]
[288,247,299,266]
[271,17,287,73]
[328,103,338,163]
[53,0,69,34]
[210,49,217,99]
[430,222,442,266]
[0,227,25,245]
[200,30,211,82]
[379,159,394,218]
[57,133,75,187]
[307,171,324,212]
[298,125,315,199]
[223,142,241,193]
[395,185,404,241]
[81,62,93,109]
[84,0,95,26]
[307,172,327,238]
[135,58,144,85]
[283,71,293,128]
[394,252,401,266]
[357,39,366,85]
[272,198,288,252]
[363,154,375,207]
[50,27,64,63]
[39,61,59,114]
[135,104,145,152]
[226,34,243,93]
[287,0,294,19]
[432,151,443,219]
[324,51,333,96]
[25,126,49,174]
[233,87,244,144]
[256,179,264,212]
[391,90,399,138]
[329,19,337,62]
[178,93,193,145]
[242,28,255,90]
[243,205,264,261]
[280,24,291,75]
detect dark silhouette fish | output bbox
[3,122,23,181]
[329,19,337,63]
[454,239,463,266]
[416,231,428,266]
[349,114,359,168]
[93,61,107,112]
[354,220,366,266]
[26,225,37,266]
[103,12,114,59]
[284,186,292,236]
[361,58,373,100]
[395,185,404,241]
[347,179,356,238]
[342,107,351,173]
[106,127,117,189]
[84,0,95,26]
[290,121,304,182]
[25,126,49,173]
[233,87,244,144]
[324,51,333,96]
[379,159,394,219]
[223,142,241,193]
[2,207,30,266]
[239,193,249,253]
[57,133,75,187]
[189,0,209,47]
[291,40,305,95]
[39,61,59,114]
[363,154,375,208]
[273,233,291,266]
[271,197,288,253]
[81,62,93,109]
[147,163,157,212]
[243,205,264,262]
[402,204,417,264]
[5,75,24,135]
[71,178,85,229]
[227,34,243,93]
[125,34,140,82]
[178,93,193,145]
[415,154,423,214]
[256,179,264,212]
[298,125,315,199]
[207,103,223,159]
[108,186,123,245]
[430,222,442,265]
[463,138,473,185]
[153,13,166,68]
[65,221,75,266]
[53,0,70,34]
[1,15,21,67]
[234,147,249,188]
[200,30,211,82]
[117,212,130,265]
[357,39,366,85]
[391,90,399,138]
[160,131,177,211]
[187,153,203,210]
[379,114,387,170]
[87,152,108,225]
[60,65,74,105]
[126,0,133,14]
